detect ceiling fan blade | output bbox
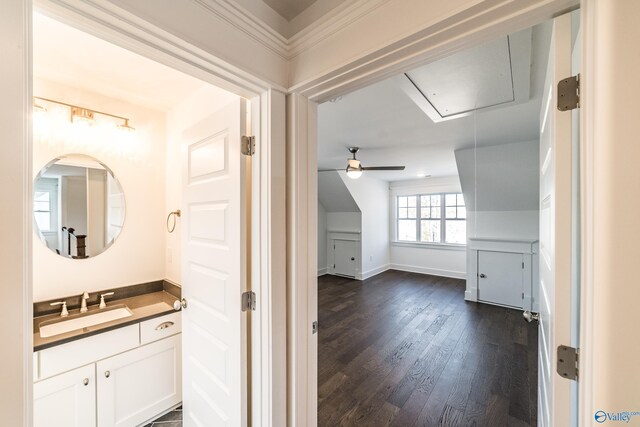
[318,169,343,172]
[362,166,406,171]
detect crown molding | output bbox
[192,0,289,58]
[190,0,391,61]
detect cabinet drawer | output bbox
[140,312,181,345]
[40,325,139,379]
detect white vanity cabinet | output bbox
[465,238,539,311]
[97,334,181,427]
[34,364,96,427]
[34,312,182,427]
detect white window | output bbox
[396,193,466,244]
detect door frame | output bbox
[24,1,287,426]
[286,1,594,426]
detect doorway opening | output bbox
[31,10,257,427]
[315,11,580,426]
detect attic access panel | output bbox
[405,36,516,119]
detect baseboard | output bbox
[390,263,466,280]
[359,264,391,280]
[317,267,328,277]
[464,289,477,301]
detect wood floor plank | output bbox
[317,271,538,427]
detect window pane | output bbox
[407,196,417,207]
[446,207,457,218]
[445,194,456,206]
[457,194,465,205]
[34,191,50,202]
[420,195,430,206]
[34,201,50,212]
[420,220,441,243]
[398,196,407,208]
[458,207,466,219]
[34,212,51,232]
[421,207,430,218]
[398,220,417,241]
[407,207,417,218]
[431,207,440,218]
[446,220,466,244]
[399,208,407,219]
[432,195,441,206]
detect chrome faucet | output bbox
[80,291,90,313]
[50,301,69,317]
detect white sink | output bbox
[40,306,133,338]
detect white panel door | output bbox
[34,364,96,427]
[477,251,523,308]
[96,335,182,427]
[538,13,573,427]
[182,98,249,427]
[333,239,356,277]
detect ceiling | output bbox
[263,0,319,21]
[317,22,552,182]
[33,13,212,112]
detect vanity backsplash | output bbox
[34,280,180,317]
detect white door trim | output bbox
[24,2,287,426]
[286,1,593,426]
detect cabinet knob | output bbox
[479,273,486,278]
[174,298,187,311]
[104,371,111,378]
[350,257,355,261]
[83,378,89,386]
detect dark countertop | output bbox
[34,291,180,352]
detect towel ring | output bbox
[167,210,181,233]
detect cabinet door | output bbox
[477,251,524,308]
[34,364,96,427]
[97,334,181,427]
[334,239,357,277]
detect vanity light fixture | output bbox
[33,96,135,131]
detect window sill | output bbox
[391,241,467,251]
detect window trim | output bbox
[395,192,466,246]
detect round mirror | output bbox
[34,154,125,259]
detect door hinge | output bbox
[312,321,318,334]
[557,74,580,111]
[557,345,579,381]
[522,261,525,269]
[241,136,255,156]
[241,291,256,311]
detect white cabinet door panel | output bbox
[477,251,523,308]
[34,364,96,427]
[97,334,182,427]
[334,239,356,277]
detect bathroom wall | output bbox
[33,78,167,301]
[164,85,239,284]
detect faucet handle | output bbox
[99,292,115,309]
[50,301,69,317]
[80,291,90,313]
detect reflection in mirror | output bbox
[34,154,125,259]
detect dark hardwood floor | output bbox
[318,270,538,427]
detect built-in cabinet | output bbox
[34,312,181,427]
[465,238,539,312]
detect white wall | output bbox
[338,172,389,279]
[456,140,540,239]
[389,176,466,279]
[326,212,361,233]
[317,202,327,275]
[164,84,238,284]
[32,79,167,301]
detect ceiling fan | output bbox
[318,147,405,179]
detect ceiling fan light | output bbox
[346,165,363,179]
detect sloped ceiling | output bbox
[318,22,552,182]
[318,171,361,212]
